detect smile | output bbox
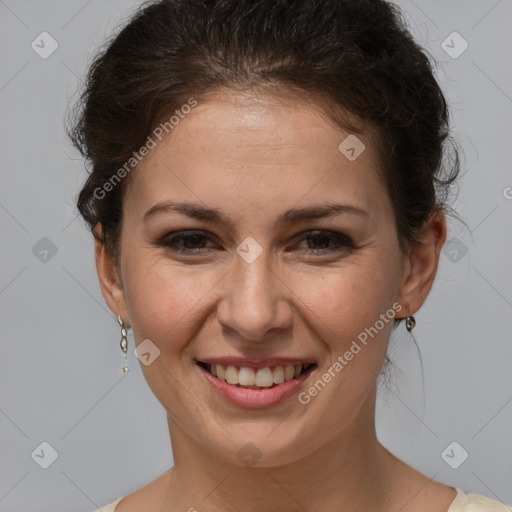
[198,361,316,389]
[196,359,318,408]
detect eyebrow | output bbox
[143,200,368,228]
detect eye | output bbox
[159,230,219,254]
[290,230,355,255]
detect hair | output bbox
[68,0,460,267]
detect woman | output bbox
[68,0,511,510]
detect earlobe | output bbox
[93,223,130,326]
[396,211,447,317]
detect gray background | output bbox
[0,0,511,511]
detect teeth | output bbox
[273,365,284,384]
[238,367,255,386]
[284,365,295,381]
[207,363,309,388]
[225,365,239,385]
[254,367,274,387]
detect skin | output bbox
[95,91,454,511]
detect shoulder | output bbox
[448,488,512,512]
[89,496,124,512]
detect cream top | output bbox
[91,488,512,512]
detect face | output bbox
[96,91,443,468]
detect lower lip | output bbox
[198,364,315,409]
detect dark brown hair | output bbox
[68,0,459,264]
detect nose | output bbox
[216,248,293,343]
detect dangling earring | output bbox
[405,315,416,332]
[118,315,129,373]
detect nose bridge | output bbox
[218,247,291,341]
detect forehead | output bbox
[147,92,369,164]
[124,92,389,224]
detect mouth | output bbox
[196,360,317,390]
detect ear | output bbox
[94,223,130,327]
[395,211,447,317]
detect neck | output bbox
[160,393,397,511]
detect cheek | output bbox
[121,253,220,352]
[290,258,399,347]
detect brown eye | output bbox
[160,230,218,254]
[291,230,355,254]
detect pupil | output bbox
[184,235,205,248]
[309,235,329,249]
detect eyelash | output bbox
[158,230,355,256]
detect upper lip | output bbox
[196,357,316,370]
